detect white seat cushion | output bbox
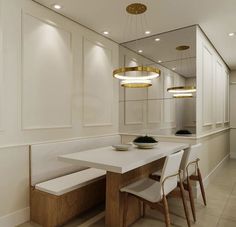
[35,168,106,196]
[120,178,162,203]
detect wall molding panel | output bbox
[202,44,214,127]
[82,38,113,127]
[21,12,73,130]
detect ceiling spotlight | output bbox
[158,60,162,63]
[155,38,160,42]
[228,32,235,37]
[145,31,151,35]
[103,31,109,35]
[138,50,143,53]
[172,67,176,71]
[52,4,62,9]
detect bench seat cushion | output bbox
[35,168,106,196]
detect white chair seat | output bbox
[121,178,162,203]
[35,168,106,196]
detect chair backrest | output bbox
[30,134,120,186]
[180,143,202,177]
[160,150,184,195]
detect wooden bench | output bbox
[30,135,120,227]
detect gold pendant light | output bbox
[113,3,161,88]
[167,45,196,97]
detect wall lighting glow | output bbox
[228,32,235,37]
[145,31,151,35]
[52,4,62,10]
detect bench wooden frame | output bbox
[30,178,106,227]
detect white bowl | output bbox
[133,142,158,149]
[112,144,132,151]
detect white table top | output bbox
[58,142,189,174]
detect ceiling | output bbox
[34,0,236,70]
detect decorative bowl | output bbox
[133,135,158,149]
[112,144,132,151]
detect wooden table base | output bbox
[105,158,165,227]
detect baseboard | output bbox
[192,154,230,198]
[230,152,236,159]
[0,207,30,227]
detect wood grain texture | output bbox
[30,178,106,227]
[105,158,165,227]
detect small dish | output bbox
[133,142,158,149]
[112,144,132,151]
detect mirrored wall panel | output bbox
[119,25,196,136]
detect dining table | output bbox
[58,141,189,227]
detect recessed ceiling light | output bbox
[103,31,109,35]
[145,31,151,35]
[228,32,235,37]
[138,50,143,53]
[158,60,162,63]
[172,67,176,71]
[52,4,62,10]
[155,38,160,42]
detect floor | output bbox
[19,159,236,227]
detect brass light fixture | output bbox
[167,45,196,98]
[113,3,161,88]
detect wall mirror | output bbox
[119,25,197,136]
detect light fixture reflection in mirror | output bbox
[167,86,196,93]
[173,93,193,98]
[121,79,152,88]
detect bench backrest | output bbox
[30,135,120,186]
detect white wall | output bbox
[0,0,119,225]
[119,46,190,135]
[196,26,230,136]
[230,70,236,158]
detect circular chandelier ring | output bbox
[113,66,161,80]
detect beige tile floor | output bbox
[19,159,236,227]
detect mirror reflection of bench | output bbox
[30,135,120,227]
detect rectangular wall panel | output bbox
[202,45,213,126]
[163,99,176,123]
[224,72,229,123]
[83,39,113,126]
[230,84,236,128]
[0,4,3,131]
[22,13,73,129]
[124,101,144,125]
[215,61,224,124]
[148,100,162,124]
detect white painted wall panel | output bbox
[215,61,224,124]
[125,101,144,125]
[202,45,213,126]
[163,99,176,123]
[83,39,113,126]
[22,13,73,129]
[230,84,236,128]
[147,100,162,124]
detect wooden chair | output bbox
[120,150,191,227]
[151,144,206,223]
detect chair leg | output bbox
[187,177,196,222]
[123,192,128,227]
[162,195,171,227]
[179,181,191,227]
[197,167,207,206]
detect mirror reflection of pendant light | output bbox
[113,3,161,88]
[167,45,196,97]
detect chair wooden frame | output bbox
[122,170,191,227]
[182,158,207,222]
